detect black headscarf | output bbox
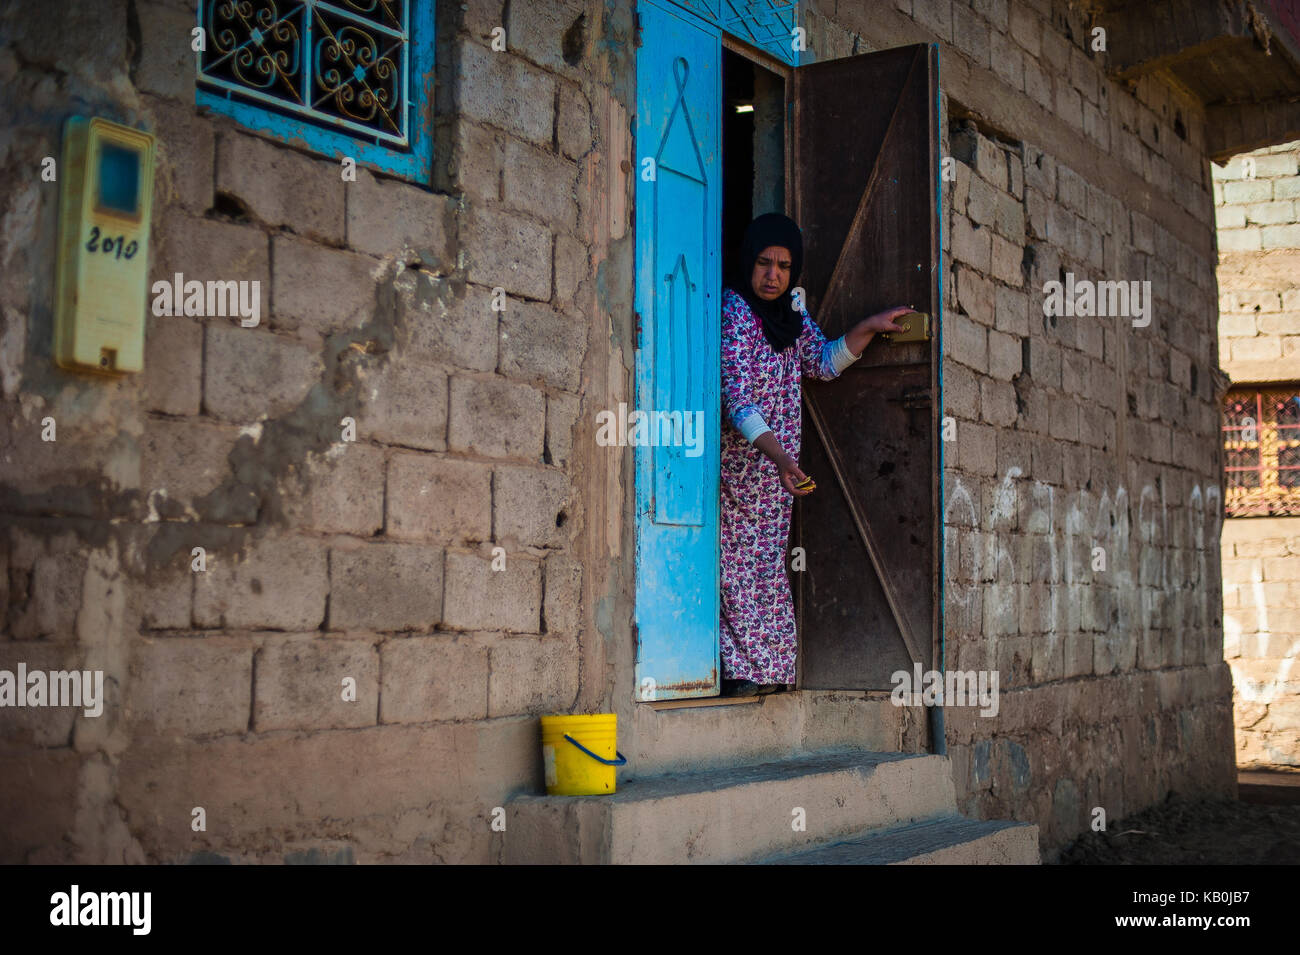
[728,213,805,353]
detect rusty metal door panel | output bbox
[791,43,941,689]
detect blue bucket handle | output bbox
[563,733,627,766]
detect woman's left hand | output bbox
[863,306,918,334]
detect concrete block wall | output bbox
[0,0,1243,865]
[1222,518,1300,767]
[1213,142,1300,382]
[809,0,1237,855]
[0,0,632,863]
[1213,140,1300,769]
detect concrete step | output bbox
[761,815,1041,865]
[503,749,960,864]
[626,691,924,778]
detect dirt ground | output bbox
[1055,771,1300,865]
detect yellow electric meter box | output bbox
[54,117,155,374]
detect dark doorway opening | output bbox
[722,47,785,291]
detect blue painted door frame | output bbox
[633,0,722,700]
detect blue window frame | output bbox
[196,0,433,180]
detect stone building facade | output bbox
[1,0,1295,864]
[1213,140,1300,769]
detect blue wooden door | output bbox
[634,0,721,700]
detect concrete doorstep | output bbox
[501,749,1041,865]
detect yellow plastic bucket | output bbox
[540,714,626,796]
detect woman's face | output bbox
[751,245,793,301]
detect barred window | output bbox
[196,0,433,180]
[1223,386,1300,517]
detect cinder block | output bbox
[329,543,443,632]
[1009,4,1042,56]
[951,217,991,272]
[0,642,85,744]
[462,203,553,301]
[281,445,385,537]
[1022,57,1052,111]
[994,192,1025,241]
[994,284,1030,337]
[499,299,585,390]
[194,535,328,631]
[957,266,994,326]
[1222,180,1271,204]
[990,234,1024,286]
[442,551,541,633]
[453,121,504,203]
[543,554,582,636]
[971,0,1009,31]
[215,131,345,243]
[1070,47,1098,104]
[557,83,592,160]
[957,419,997,476]
[942,360,980,420]
[10,550,83,642]
[379,634,489,723]
[253,634,378,731]
[487,633,579,716]
[1083,103,1108,150]
[494,465,571,547]
[546,392,580,468]
[145,94,214,215]
[502,139,577,230]
[1219,227,1262,252]
[952,4,990,68]
[155,210,269,293]
[357,354,448,451]
[504,0,587,78]
[554,235,588,308]
[1048,395,1079,442]
[987,328,1022,380]
[966,173,997,227]
[271,236,377,334]
[134,540,194,632]
[143,315,202,416]
[140,417,249,522]
[130,637,253,737]
[386,452,492,543]
[980,379,1017,427]
[203,324,323,423]
[456,40,557,146]
[347,168,455,263]
[447,375,546,459]
[1055,84,1083,132]
[945,309,988,373]
[401,277,499,373]
[911,0,953,42]
[1261,224,1300,249]
[135,1,194,99]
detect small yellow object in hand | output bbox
[794,476,816,491]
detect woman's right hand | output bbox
[777,453,814,497]
[753,432,813,495]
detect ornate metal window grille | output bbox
[669,0,800,65]
[197,0,414,150]
[1223,386,1300,517]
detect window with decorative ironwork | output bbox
[1223,386,1300,517]
[196,0,433,180]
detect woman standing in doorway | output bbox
[720,213,916,696]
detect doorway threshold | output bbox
[648,696,765,711]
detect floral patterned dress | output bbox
[719,287,854,685]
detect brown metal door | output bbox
[791,43,941,689]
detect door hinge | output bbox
[634,310,643,340]
[634,13,643,49]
